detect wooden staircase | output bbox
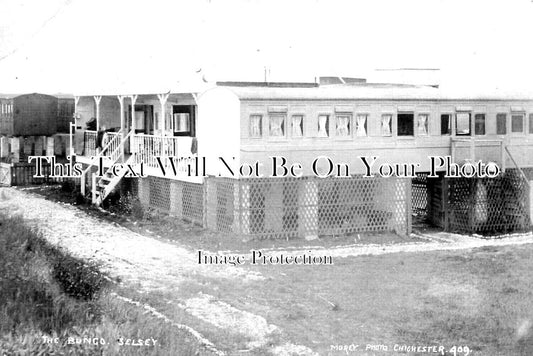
[92,154,135,206]
[80,129,135,206]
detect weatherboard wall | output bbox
[238,99,533,176]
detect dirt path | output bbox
[2,187,533,355]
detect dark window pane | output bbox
[456,113,471,135]
[441,114,451,135]
[397,113,414,136]
[529,114,533,134]
[475,114,485,135]
[497,114,507,134]
[511,114,523,133]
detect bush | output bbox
[107,191,145,219]
[52,256,108,301]
[60,180,77,193]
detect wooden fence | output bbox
[0,162,71,186]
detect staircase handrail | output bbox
[504,146,530,189]
[80,129,127,195]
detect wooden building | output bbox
[0,93,75,136]
[72,79,533,238]
[0,93,58,136]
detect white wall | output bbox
[197,87,241,178]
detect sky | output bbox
[0,0,532,94]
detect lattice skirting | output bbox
[427,168,532,234]
[134,176,413,239]
[136,177,204,226]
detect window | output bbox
[291,115,304,137]
[456,113,471,136]
[441,114,451,135]
[529,114,533,134]
[250,115,262,138]
[511,114,524,133]
[317,115,329,137]
[475,114,486,135]
[496,114,507,134]
[269,114,285,137]
[355,114,368,137]
[397,113,414,136]
[172,105,195,136]
[173,113,190,133]
[381,114,392,136]
[335,114,351,137]
[417,114,429,135]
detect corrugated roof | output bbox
[222,83,533,101]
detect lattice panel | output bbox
[412,173,428,217]
[181,181,204,225]
[134,177,205,226]
[237,176,410,239]
[447,169,530,234]
[448,178,473,232]
[149,177,171,211]
[205,178,238,233]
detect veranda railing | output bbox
[131,134,180,169]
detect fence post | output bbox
[528,175,533,229]
[443,176,450,231]
[234,178,241,235]
[468,179,476,234]
[202,176,208,229]
[297,178,318,239]
[405,177,412,236]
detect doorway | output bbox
[128,105,154,134]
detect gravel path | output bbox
[0,188,264,285]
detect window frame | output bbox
[317,114,330,138]
[381,113,393,137]
[474,113,486,136]
[511,113,525,134]
[290,114,305,138]
[496,113,507,135]
[397,112,415,137]
[440,113,452,135]
[417,113,429,136]
[334,113,352,139]
[268,113,287,139]
[455,112,471,136]
[249,114,263,139]
[354,113,369,138]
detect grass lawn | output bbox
[124,243,533,355]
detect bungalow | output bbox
[72,78,533,238]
